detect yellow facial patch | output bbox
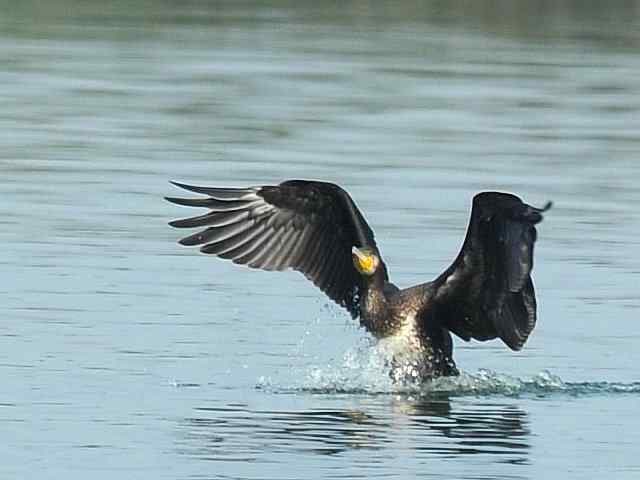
[357,254,374,272]
[352,246,377,275]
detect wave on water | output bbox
[257,340,640,398]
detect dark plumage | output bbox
[167,180,551,380]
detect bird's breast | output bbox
[384,311,423,350]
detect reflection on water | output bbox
[178,396,529,462]
[401,398,529,459]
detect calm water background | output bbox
[2,1,640,479]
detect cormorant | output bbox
[166,180,551,380]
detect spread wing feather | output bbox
[427,192,551,351]
[166,180,386,317]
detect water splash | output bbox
[257,340,640,398]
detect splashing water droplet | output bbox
[257,341,640,398]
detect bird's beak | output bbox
[352,246,367,262]
[352,246,374,274]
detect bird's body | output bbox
[167,180,551,380]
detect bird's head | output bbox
[352,246,380,276]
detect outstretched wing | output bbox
[426,192,551,351]
[166,180,387,317]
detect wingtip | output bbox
[166,195,182,228]
[169,180,193,191]
[521,200,553,224]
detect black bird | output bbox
[166,180,551,380]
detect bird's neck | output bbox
[360,274,393,336]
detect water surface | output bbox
[1,1,640,479]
